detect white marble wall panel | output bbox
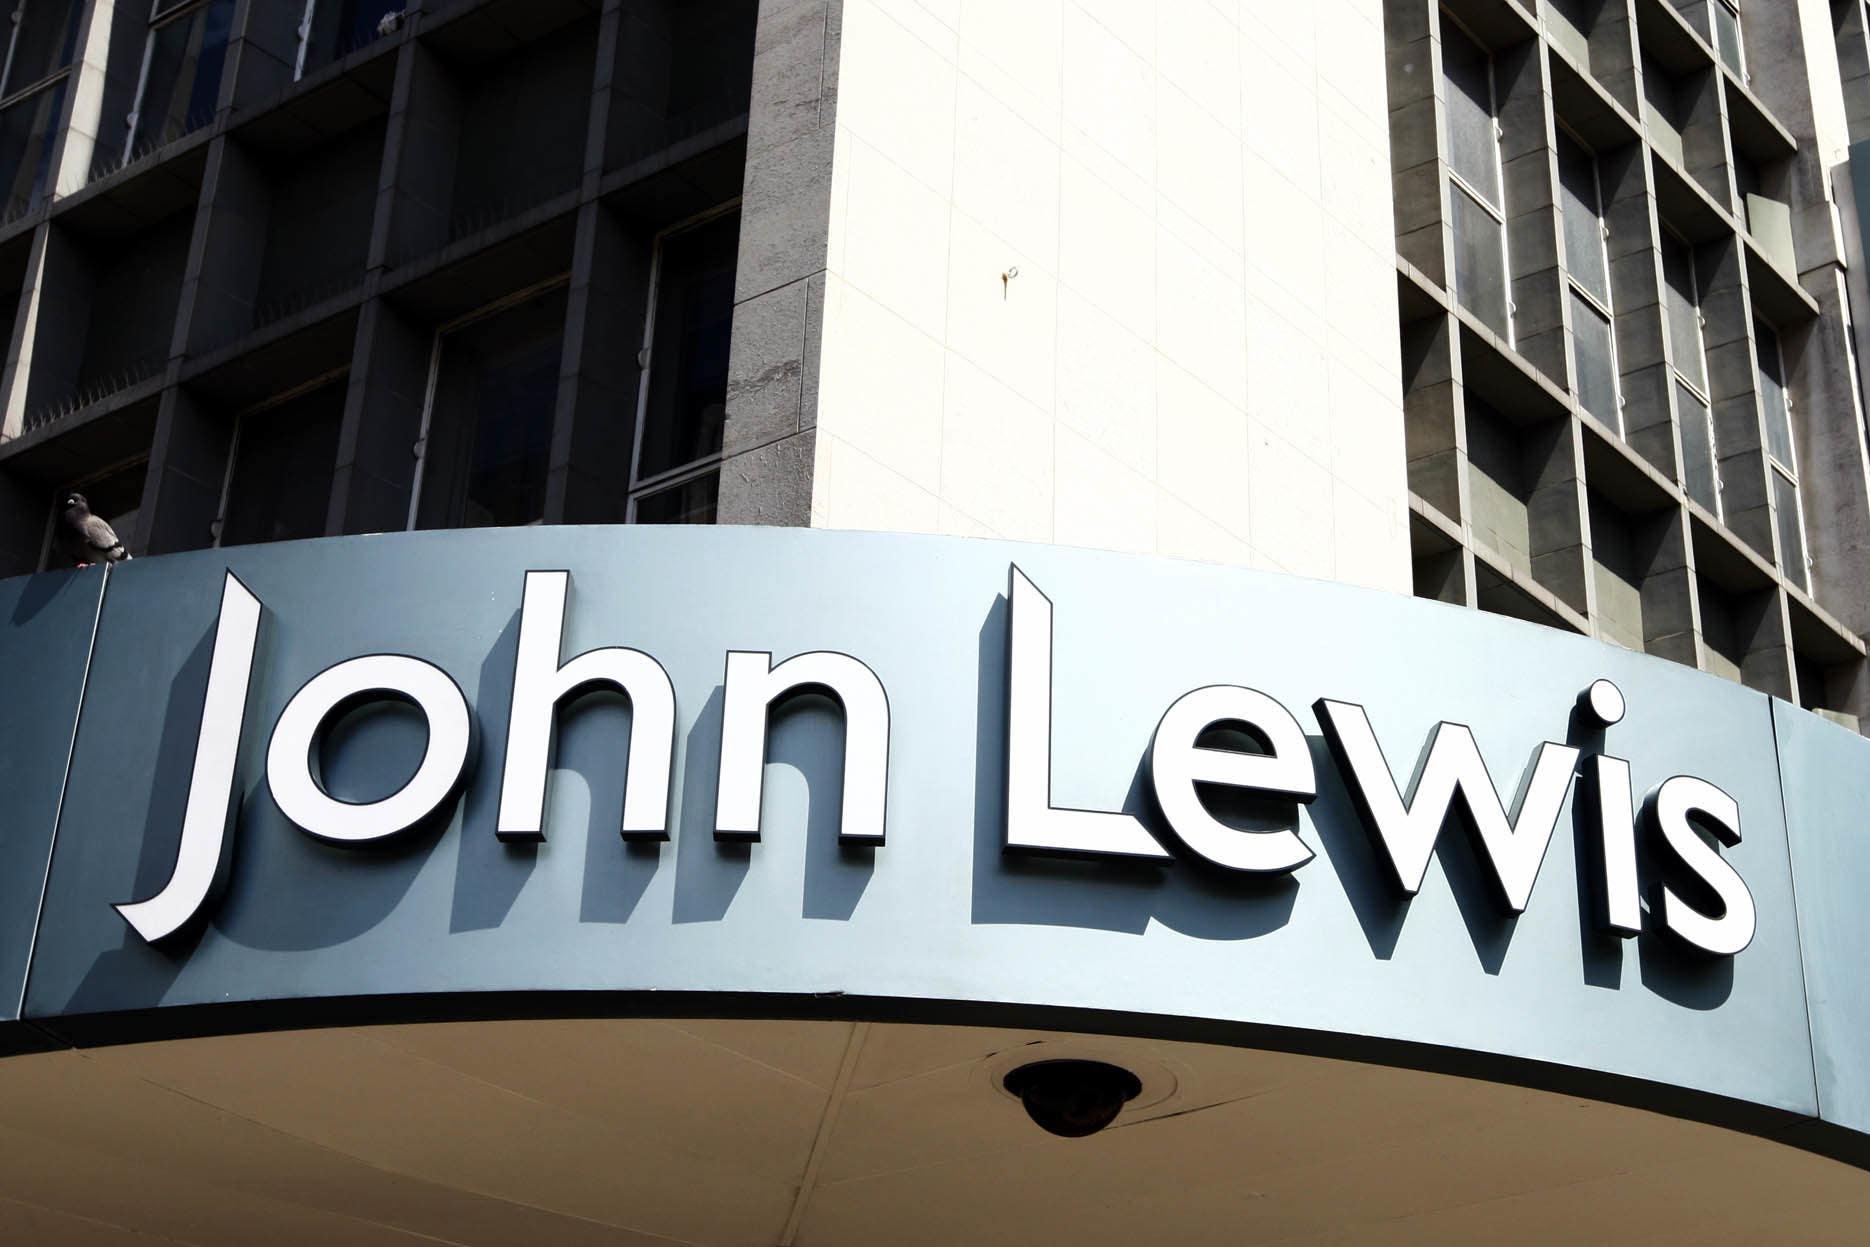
[810,0,1411,593]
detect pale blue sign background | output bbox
[1,527,1865,1161]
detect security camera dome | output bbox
[1002,1059,1143,1138]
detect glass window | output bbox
[126,0,234,161]
[1450,183,1510,339]
[1661,230,1707,394]
[635,210,739,482]
[1756,318,1794,468]
[1571,291,1619,427]
[416,285,568,530]
[1712,0,1743,77]
[1677,382,1720,513]
[635,473,719,524]
[221,384,345,546]
[3,1,82,97]
[1441,21,1501,206]
[1557,130,1610,305]
[0,73,62,217]
[296,0,404,79]
[1773,469,1806,584]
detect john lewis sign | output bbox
[119,564,1756,959]
[11,527,1866,1164]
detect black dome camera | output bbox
[1002,1059,1142,1138]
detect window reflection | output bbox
[296,0,405,79]
[636,209,739,482]
[0,75,63,217]
[416,285,568,530]
[4,1,83,96]
[126,0,234,162]
[221,384,345,547]
[635,473,718,524]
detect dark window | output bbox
[416,285,568,530]
[300,0,404,76]
[1712,0,1743,77]
[635,473,719,524]
[0,73,63,216]
[1661,230,1707,393]
[1556,130,1609,304]
[1450,184,1509,338]
[1774,469,1806,583]
[636,210,739,481]
[221,385,345,547]
[1677,382,1719,513]
[1756,319,1794,467]
[127,0,234,159]
[1441,22,1500,204]
[1570,291,1618,426]
[4,0,82,97]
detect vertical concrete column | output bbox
[1642,508,1699,665]
[327,299,430,534]
[49,0,121,199]
[1681,67,1735,211]
[1403,311,1463,522]
[135,389,231,555]
[1528,416,1591,615]
[1587,0,1642,116]
[380,43,464,269]
[717,0,841,526]
[226,0,307,111]
[543,0,631,524]
[1500,39,1568,383]
[173,138,270,359]
[548,202,651,524]
[1601,142,1676,472]
[1786,273,1870,627]
[1738,588,1796,698]
[1387,0,1448,285]
[1699,239,1773,557]
[0,228,53,440]
[1840,1,1870,145]
[1745,0,1870,635]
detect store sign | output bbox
[114,565,1756,960]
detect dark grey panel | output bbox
[0,567,104,1037]
[11,529,1822,1135]
[1775,699,1870,1153]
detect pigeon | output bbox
[55,492,130,567]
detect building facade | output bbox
[3,1,1870,1243]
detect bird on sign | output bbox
[55,493,130,567]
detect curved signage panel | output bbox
[2,528,1867,1163]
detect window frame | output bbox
[1660,223,1721,517]
[0,1,80,106]
[1556,122,1622,432]
[1439,9,1515,346]
[211,369,349,548]
[623,199,741,524]
[1754,313,1811,589]
[1710,0,1745,82]
[122,0,232,166]
[404,273,574,532]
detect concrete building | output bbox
[3,1,1870,1243]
